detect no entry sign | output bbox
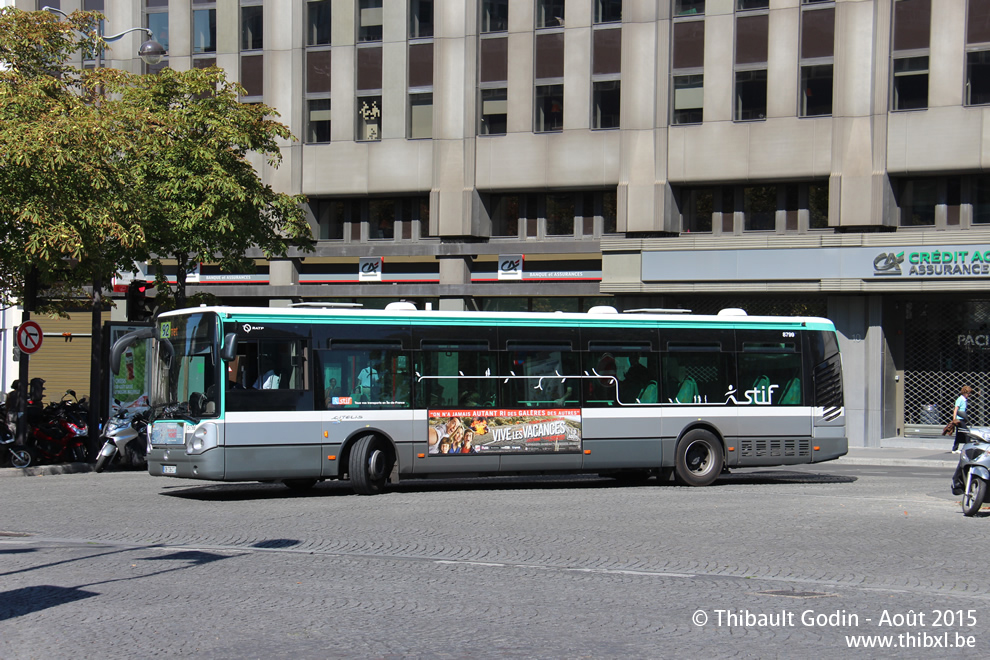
[16,320,43,354]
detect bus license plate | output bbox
[162,465,177,475]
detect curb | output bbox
[0,462,95,478]
[837,457,957,469]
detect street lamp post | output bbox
[38,6,166,458]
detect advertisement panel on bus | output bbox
[427,409,581,455]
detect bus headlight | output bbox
[186,423,218,455]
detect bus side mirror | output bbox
[220,333,238,362]
[109,327,155,375]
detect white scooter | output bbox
[95,403,149,473]
[951,427,990,516]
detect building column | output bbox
[828,295,885,448]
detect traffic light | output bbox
[126,280,148,321]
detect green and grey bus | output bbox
[111,303,846,494]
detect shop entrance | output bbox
[902,300,990,432]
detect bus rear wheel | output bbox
[674,429,723,487]
[349,434,392,495]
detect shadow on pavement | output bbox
[160,469,855,501]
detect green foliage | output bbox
[0,7,142,312]
[122,66,312,306]
[0,7,312,313]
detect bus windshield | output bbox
[150,312,221,422]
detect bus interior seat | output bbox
[674,376,698,403]
[637,380,658,403]
[779,377,801,405]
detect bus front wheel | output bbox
[674,429,723,487]
[349,434,392,495]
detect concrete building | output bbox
[14,0,990,448]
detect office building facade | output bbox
[16,0,990,448]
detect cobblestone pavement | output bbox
[0,465,985,658]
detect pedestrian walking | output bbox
[951,385,974,453]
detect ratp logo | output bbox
[873,252,904,276]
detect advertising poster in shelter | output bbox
[107,324,151,416]
[427,409,582,455]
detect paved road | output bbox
[0,463,984,658]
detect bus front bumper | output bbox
[148,446,225,480]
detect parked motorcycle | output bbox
[25,394,89,465]
[95,403,149,472]
[951,427,990,516]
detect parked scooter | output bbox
[95,402,149,472]
[0,409,31,468]
[951,427,990,516]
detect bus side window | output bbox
[662,351,732,405]
[227,339,312,411]
[738,343,802,406]
[502,349,579,408]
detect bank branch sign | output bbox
[872,248,990,278]
[642,244,990,283]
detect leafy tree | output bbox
[122,66,312,308]
[0,7,142,313]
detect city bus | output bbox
[110,303,846,494]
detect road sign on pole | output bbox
[16,320,43,354]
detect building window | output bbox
[193,5,217,56]
[672,75,703,124]
[306,1,332,143]
[799,3,834,117]
[801,64,833,116]
[480,87,507,135]
[735,10,767,122]
[307,99,331,143]
[310,197,429,242]
[735,69,767,121]
[481,0,508,33]
[241,3,263,50]
[595,0,621,24]
[410,0,433,39]
[743,185,776,231]
[535,84,564,133]
[593,81,620,129]
[592,26,620,129]
[409,93,433,138]
[671,16,704,125]
[144,0,169,74]
[892,56,929,110]
[484,191,615,238]
[358,0,383,42]
[974,174,990,223]
[897,178,937,226]
[680,188,714,233]
[408,41,433,139]
[678,182,828,234]
[809,181,829,229]
[536,0,565,29]
[546,193,576,235]
[737,0,768,9]
[357,96,382,141]
[674,0,705,16]
[240,1,263,100]
[891,0,930,111]
[967,51,990,105]
[307,0,331,46]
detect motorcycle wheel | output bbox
[962,477,987,517]
[10,448,32,469]
[70,444,88,463]
[94,448,115,473]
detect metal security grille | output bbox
[903,300,990,427]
